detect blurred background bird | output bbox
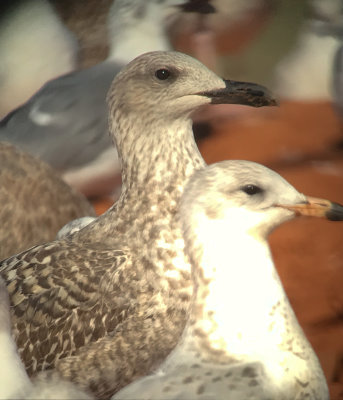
[0,142,95,260]
[0,0,215,198]
[0,0,78,118]
[333,41,343,123]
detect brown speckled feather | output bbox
[0,143,95,260]
[2,240,130,369]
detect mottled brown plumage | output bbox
[0,142,95,260]
[0,275,93,399]
[0,51,276,398]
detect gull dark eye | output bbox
[241,184,264,196]
[155,69,170,80]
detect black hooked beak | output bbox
[177,0,216,14]
[200,79,278,108]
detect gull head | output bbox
[107,51,277,130]
[181,160,343,241]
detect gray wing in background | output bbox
[0,61,121,170]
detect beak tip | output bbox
[261,97,279,107]
[251,88,278,108]
[326,202,343,221]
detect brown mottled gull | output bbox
[0,51,276,398]
[0,142,95,260]
[113,160,339,400]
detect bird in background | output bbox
[0,0,78,118]
[274,0,343,101]
[0,0,214,198]
[0,142,96,260]
[333,43,343,121]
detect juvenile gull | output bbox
[0,277,92,399]
[0,142,95,260]
[0,51,276,398]
[0,0,213,197]
[113,160,338,400]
